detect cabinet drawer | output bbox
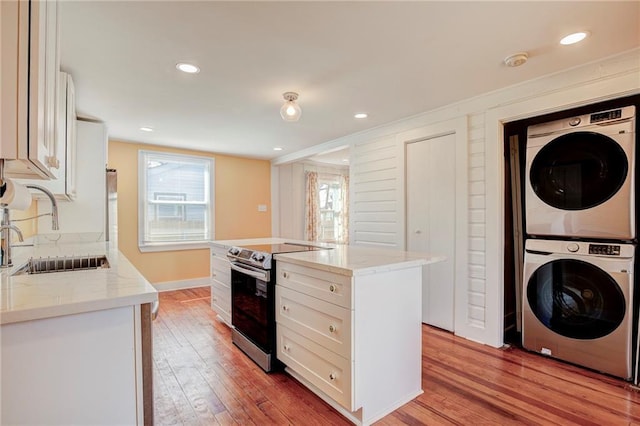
[210,244,229,258]
[276,285,351,359]
[211,279,231,324]
[211,256,230,285]
[276,262,352,308]
[277,324,353,411]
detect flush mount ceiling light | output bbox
[560,31,589,45]
[354,113,368,119]
[140,126,154,132]
[280,92,302,122]
[504,52,528,67]
[273,147,283,151]
[176,62,200,74]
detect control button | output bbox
[567,243,579,253]
[568,117,581,126]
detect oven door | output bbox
[230,262,274,353]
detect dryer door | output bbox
[526,259,626,339]
[529,131,628,210]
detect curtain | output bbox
[339,174,349,244]
[305,171,319,241]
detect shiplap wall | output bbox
[274,49,640,347]
[350,136,399,247]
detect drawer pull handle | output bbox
[329,284,336,293]
[329,325,336,333]
[282,305,289,312]
[212,297,217,302]
[283,344,291,352]
[283,272,289,278]
[329,373,336,381]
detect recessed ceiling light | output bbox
[140,126,154,132]
[176,63,200,74]
[274,147,283,151]
[342,158,349,162]
[560,31,589,45]
[354,113,368,119]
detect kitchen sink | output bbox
[12,255,110,276]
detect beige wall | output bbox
[108,140,272,284]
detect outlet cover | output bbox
[258,204,267,212]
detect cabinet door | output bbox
[28,0,60,177]
[1,0,59,179]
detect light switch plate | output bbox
[258,204,267,212]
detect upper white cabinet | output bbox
[1,0,60,179]
[22,71,77,200]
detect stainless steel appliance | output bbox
[525,105,635,240]
[227,243,327,372]
[522,238,635,379]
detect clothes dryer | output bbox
[522,238,635,379]
[525,106,635,240]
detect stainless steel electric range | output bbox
[226,242,328,372]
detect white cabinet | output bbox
[275,260,423,425]
[18,71,77,200]
[1,305,149,425]
[210,243,232,326]
[37,120,106,234]
[1,0,61,179]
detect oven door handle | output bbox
[230,262,270,281]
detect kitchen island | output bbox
[213,238,443,425]
[274,245,443,426]
[1,239,158,425]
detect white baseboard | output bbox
[152,277,211,292]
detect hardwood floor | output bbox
[153,287,640,425]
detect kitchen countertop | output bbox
[275,244,445,276]
[1,240,157,325]
[212,237,443,276]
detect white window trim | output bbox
[138,150,215,252]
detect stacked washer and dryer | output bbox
[522,105,636,380]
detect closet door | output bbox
[406,134,456,331]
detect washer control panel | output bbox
[588,244,621,256]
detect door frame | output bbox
[397,117,468,336]
[484,75,639,348]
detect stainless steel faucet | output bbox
[0,183,59,268]
[1,207,24,268]
[25,184,59,231]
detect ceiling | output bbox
[59,1,640,162]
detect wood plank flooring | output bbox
[153,287,640,425]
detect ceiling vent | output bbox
[504,52,528,67]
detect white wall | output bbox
[273,48,640,348]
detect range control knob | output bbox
[569,117,581,127]
[253,253,266,262]
[567,243,580,253]
[229,247,241,255]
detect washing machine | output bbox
[522,238,635,379]
[525,105,635,240]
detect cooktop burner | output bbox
[241,243,323,254]
[227,242,327,269]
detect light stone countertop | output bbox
[1,240,158,325]
[275,244,445,277]
[211,238,444,277]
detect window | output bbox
[305,171,349,244]
[138,151,214,251]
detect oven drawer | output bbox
[276,285,352,359]
[211,279,231,324]
[277,323,353,411]
[276,262,352,308]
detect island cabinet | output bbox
[275,259,424,426]
[210,243,232,326]
[1,303,154,425]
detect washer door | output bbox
[526,259,625,340]
[529,131,628,210]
